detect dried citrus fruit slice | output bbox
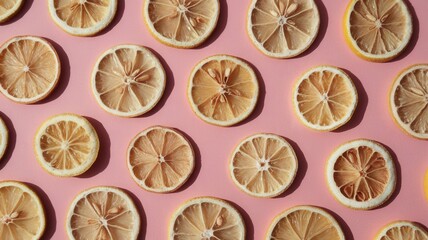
[0,0,24,23]
[0,181,46,240]
[344,0,413,62]
[390,64,428,139]
[375,221,428,240]
[144,0,220,48]
[247,0,320,58]
[0,36,61,104]
[293,66,358,131]
[266,205,345,240]
[0,117,8,160]
[91,44,166,117]
[127,126,194,193]
[169,197,245,240]
[48,0,118,36]
[326,139,396,210]
[66,186,140,240]
[230,133,298,198]
[34,113,99,177]
[187,55,259,126]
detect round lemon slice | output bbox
[0,117,8,160]
[0,0,24,23]
[0,181,46,240]
[187,55,259,126]
[375,221,428,240]
[247,0,320,58]
[127,126,194,193]
[66,186,140,240]
[293,66,358,131]
[144,0,220,48]
[390,64,428,139]
[169,197,245,240]
[0,36,61,104]
[230,133,298,198]
[344,0,413,62]
[266,205,345,240]
[48,0,118,36]
[326,139,396,210]
[34,113,99,177]
[91,44,166,117]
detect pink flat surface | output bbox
[1,0,427,239]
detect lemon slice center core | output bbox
[201,229,214,238]
[177,4,188,13]
[22,65,30,73]
[1,211,19,225]
[60,141,70,150]
[257,158,270,171]
[157,155,166,163]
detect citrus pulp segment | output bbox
[127,126,194,193]
[0,117,8,160]
[375,221,428,240]
[293,66,358,131]
[144,0,220,48]
[0,0,24,23]
[187,55,259,126]
[0,36,61,104]
[34,113,99,177]
[230,133,298,198]
[66,186,140,240]
[91,44,166,117]
[169,197,245,240]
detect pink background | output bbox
[0,0,427,239]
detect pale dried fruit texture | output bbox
[188,55,259,126]
[390,64,428,139]
[0,36,60,104]
[67,186,140,240]
[127,126,194,193]
[230,133,298,198]
[0,181,45,240]
[376,221,428,240]
[34,114,99,177]
[92,45,166,117]
[0,0,23,23]
[344,0,412,62]
[247,0,320,58]
[144,0,220,48]
[169,197,245,240]
[293,66,358,131]
[48,0,117,36]
[0,117,8,160]
[266,206,345,240]
[326,139,396,210]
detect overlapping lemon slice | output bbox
[0,117,8,160]
[375,221,428,240]
[0,0,24,23]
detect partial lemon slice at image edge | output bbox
[0,117,8,160]
[0,180,46,240]
[247,0,320,58]
[326,139,396,210]
[91,44,166,117]
[230,133,298,198]
[344,0,413,62]
[34,113,99,177]
[293,66,358,131]
[187,55,259,126]
[169,196,245,240]
[0,0,24,23]
[0,35,61,104]
[390,64,428,140]
[127,126,195,193]
[48,0,118,36]
[144,0,220,48]
[66,186,141,240]
[375,221,428,240]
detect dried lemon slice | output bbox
[326,139,396,210]
[48,0,118,36]
[375,221,428,240]
[0,181,46,240]
[293,66,358,131]
[144,0,220,48]
[91,44,166,117]
[344,0,413,62]
[247,0,320,58]
[230,133,298,198]
[34,113,99,177]
[169,197,245,240]
[266,205,345,240]
[66,186,140,240]
[0,0,24,23]
[187,55,259,126]
[0,36,61,104]
[390,64,428,139]
[127,126,194,193]
[0,117,8,160]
